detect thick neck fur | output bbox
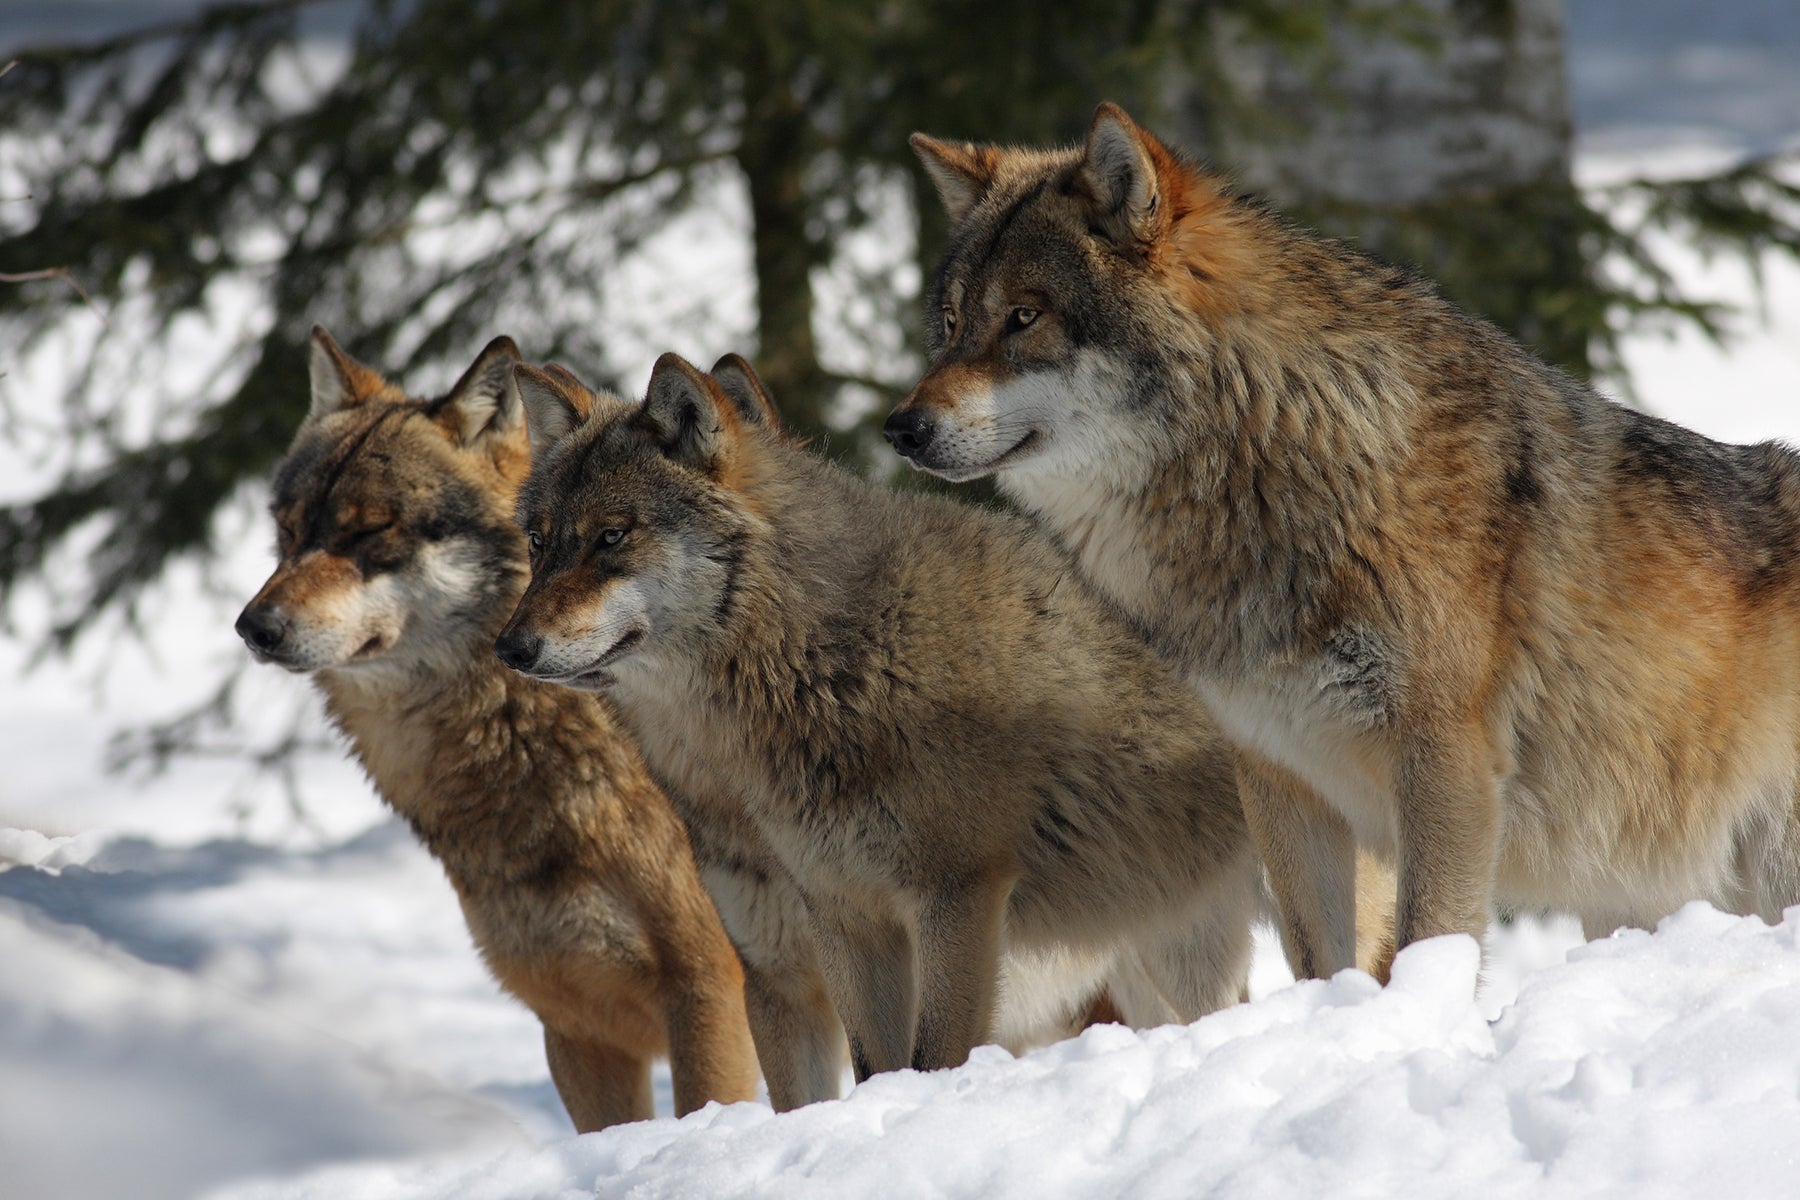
[317,580,646,890]
[1007,182,1494,671]
[615,440,914,805]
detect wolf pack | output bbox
[236,104,1800,1132]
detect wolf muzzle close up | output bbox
[882,407,938,460]
[493,626,545,674]
[235,603,292,663]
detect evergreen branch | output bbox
[18,0,332,68]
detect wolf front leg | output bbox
[740,956,846,1110]
[661,961,762,1117]
[1236,748,1360,980]
[543,1026,654,1131]
[910,873,1015,1072]
[1394,725,1502,954]
[805,899,918,1082]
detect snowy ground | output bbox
[6,7,1800,1199]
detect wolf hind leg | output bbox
[1737,793,1800,923]
[1352,847,1399,979]
[543,1026,654,1132]
[1132,860,1258,1022]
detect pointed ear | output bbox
[308,325,389,418]
[708,353,784,433]
[441,335,523,445]
[512,362,594,463]
[910,133,999,226]
[638,352,742,468]
[1080,103,1165,243]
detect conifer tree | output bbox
[1,0,1793,659]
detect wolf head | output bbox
[888,103,1256,488]
[493,352,782,692]
[234,327,532,680]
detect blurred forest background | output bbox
[2,0,1798,788]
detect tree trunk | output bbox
[1178,0,1593,375]
[736,50,831,440]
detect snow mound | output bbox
[214,905,1800,1199]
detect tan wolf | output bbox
[493,362,1291,1106]
[492,349,1277,1081]
[492,362,1321,1097]
[890,102,1800,979]
[234,328,760,1129]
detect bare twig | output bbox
[0,268,110,326]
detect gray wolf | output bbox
[494,349,1273,1080]
[234,328,760,1128]
[890,101,1800,979]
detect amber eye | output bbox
[600,527,625,548]
[1006,306,1040,333]
[941,306,957,339]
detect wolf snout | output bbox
[235,605,290,657]
[882,408,937,458]
[494,626,544,673]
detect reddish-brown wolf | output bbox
[236,329,759,1128]
[891,103,1800,979]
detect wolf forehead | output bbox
[515,410,693,529]
[270,406,495,535]
[923,180,1147,350]
[930,171,1093,288]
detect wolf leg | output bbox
[1352,847,1399,979]
[740,957,846,1110]
[911,875,1013,1071]
[685,824,840,1107]
[662,960,762,1117]
[1135,862,1258,1019]
[1394,727,1501,955]
[543,1026,654,1132]
[1236,748,1359,980]
[806,901,917,1082]
[1739,794,1800,923]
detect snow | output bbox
[5,7,1800,1199]
[184,914,1800,1199]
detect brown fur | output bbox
[497,351,1286,1082]
[894,103,1800,979]
[236,329,760,1129]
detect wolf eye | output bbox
[1006,306,1040,333]
[347,520,394,546]
[941,306,957,339]
[600,528,626,548]
[526,530,543,560]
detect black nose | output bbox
[882,408,937,458]
[235,606,289,654]
[494,627,543,673]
